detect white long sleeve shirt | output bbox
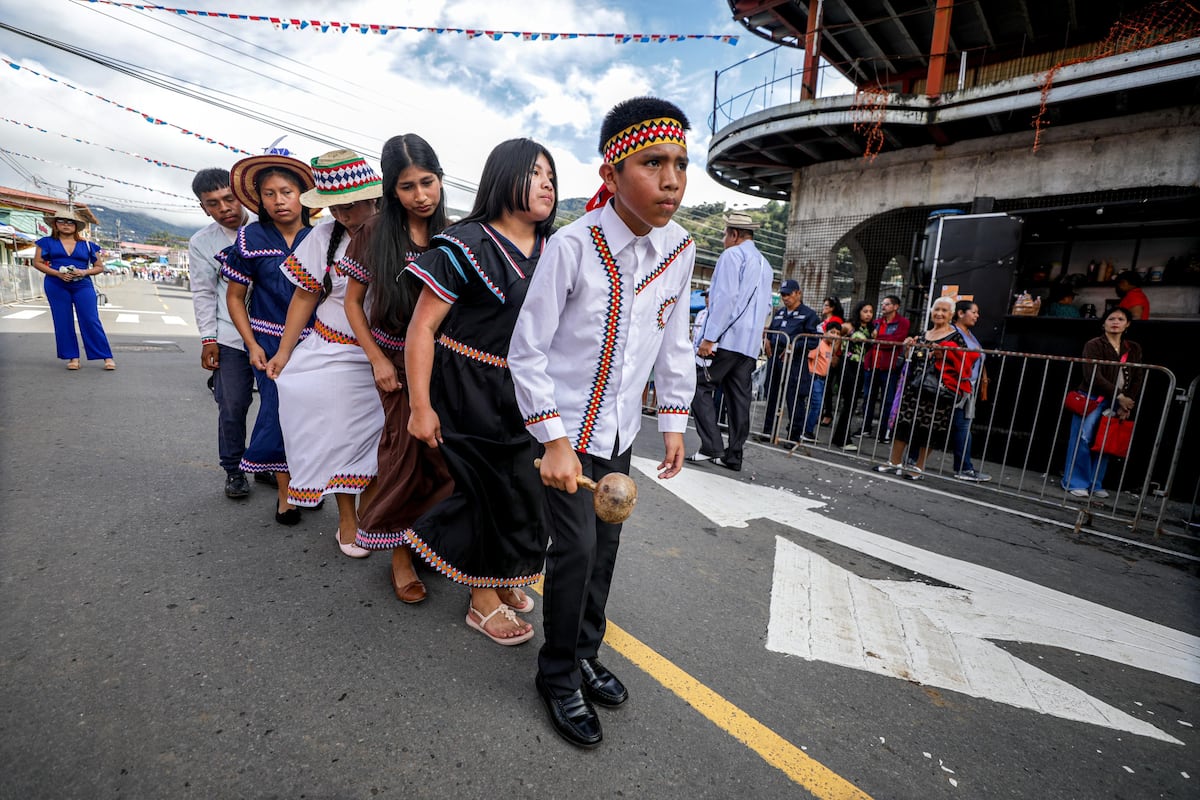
[699,238,774,359]
[509,200,697,458]
[189,220,243,349]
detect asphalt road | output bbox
[1,279,1197,799]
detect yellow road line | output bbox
[530,582,871,798]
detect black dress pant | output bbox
[538,445,632,697]
[690,349,755,468]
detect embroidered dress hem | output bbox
[288,472,375,506]
[404,528,543,588]
[240,457,288,473]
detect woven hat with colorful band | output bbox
[585,117,688,212]
[229,153,316,215]
[300,149,384,208]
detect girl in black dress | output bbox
[404,138,558,645]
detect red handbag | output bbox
[1064,390,1102,416]
[1091,415,1134,457]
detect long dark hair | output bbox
[366,134,448,333]
[848,300,873,333]
[823,296,845,321]
[462,138,557,240]
[254,166,312,227]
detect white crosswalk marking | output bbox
[634,456,1199,745]
[114,314,140,323]
[160,316,186,326]
[2,310,45,320]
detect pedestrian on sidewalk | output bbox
[829,300,874,450]
[862,294,909,442]
[33,211,115,371]
[951,300,991,482]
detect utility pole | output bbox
[66,180,102,213]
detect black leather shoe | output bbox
[535,673,602,748]
[253,472,278,487]
[579,658,628,707]
[224,471,250,499]
[274,507,301,526]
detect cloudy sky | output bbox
[0,0,832,230]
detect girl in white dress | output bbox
[268,149,385,558]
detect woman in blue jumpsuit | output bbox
[33,212,115,370]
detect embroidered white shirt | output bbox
[510,200,697,457]
[188,220,243,349]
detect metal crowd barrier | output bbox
[0,263,43,305]
[0,263,129,306]
[662,330,1195,539]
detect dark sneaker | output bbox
[955,469,992,483]
[253,472,278,487]
[224,471,250,499]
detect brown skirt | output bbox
[355,350,454,549]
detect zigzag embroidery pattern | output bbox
[282,253,322,294]
[249,317,313,340]
[240,457,288,473]
[288,473,374,506]
[634,235,693,295]
[314,318,357,346]
[371,329,405,350]
[603,118,687,164]
[234,225,285,258]
[404,528,540,588]
[438,234,505,303]
[523,409,560,427]
[336,255,370,284]
[578,226,623,451]
[312,160,378,193]
[437,334,508,368]
[658,404,690,416]
[656,295,678,330]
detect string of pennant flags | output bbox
[0,148,196,200]
[1,117,195,172]
[84,1,739,44]
[2,58,254,156]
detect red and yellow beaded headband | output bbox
[603,117,687,165]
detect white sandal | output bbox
[466,604,534,646]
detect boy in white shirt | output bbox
[510,97,696,749]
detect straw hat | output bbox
[48,210,87,225]
[722,210,762,230]
[229,153,315,214]
[300,150,383,208]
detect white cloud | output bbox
[0,1,767,229]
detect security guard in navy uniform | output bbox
[761,279,820,441]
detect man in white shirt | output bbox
[188,168,253,499]
[688,211,774,471]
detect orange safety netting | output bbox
[1033,0,1200,151]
